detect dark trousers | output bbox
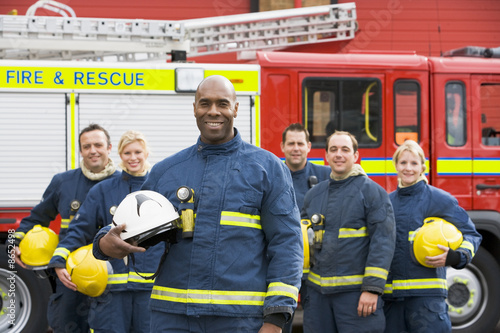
[303,287,385,333]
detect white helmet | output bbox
[112,190,180,246]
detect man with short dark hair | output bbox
[12,123,119,333]
[281,123,331,210]
[301,131,396,333]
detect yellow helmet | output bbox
[19,225,58,270]
[413,217,463,268]
[66,244,108,297]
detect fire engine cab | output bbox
[1,2,500,333]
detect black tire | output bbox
[447,246,500,333]
[0,244,52,333]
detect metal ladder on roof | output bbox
[0,2,357,61]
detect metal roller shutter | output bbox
[0,92,66,207]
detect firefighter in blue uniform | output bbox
[12,123,119,333]
[94,75,303,332]
[48,130,162,333]
[383,140,481,333]
[280,123,331,210]
[280,122,331,333]
[301,131,396,333]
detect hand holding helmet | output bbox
[55,267,77,291]
[98,223,146,259]
[100,190,180,259]
[424,244,450,267]
[412,217,463,268]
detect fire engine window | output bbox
[446,82,466,146]
[480,84,500,146]
[394,80,420,145]
[303,78,381,148]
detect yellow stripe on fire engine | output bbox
[359,158,386,176]
[254,95,261,147]
[472,158,500,175]
[204,70,259,93]
[0,67,175,90]
[436,158,472,175]
[360,158,429,176]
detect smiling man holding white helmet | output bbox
[94,75,303,333]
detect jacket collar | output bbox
[397,178,426,196]
[196,128,241,156]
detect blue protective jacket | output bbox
[301,173,396,296]
[14,168,120,242]
[95,130,303,319]
[49,171,165,291]
[290,162,331,210]
[384,180,482,299]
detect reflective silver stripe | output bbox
[267,282,299,302]
[392,278,447,290]
[128,272,155,283]
[308,271,364,287]
[220,211,261,229]
[14,232,25,240]
[52,247,70,260]
[365,266,388,280]
[408,231,417,242]
[108,274,128,285]
[151,286,266,305]
[384,283,393,294]
[339,227,368,238]
[108,273,155,284]
[459,240,475,257]
[61,218,71,229]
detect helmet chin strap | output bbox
[126,228,178,280]
[128,245,169,281]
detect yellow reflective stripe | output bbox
[69,92,78,169]
[254,95,261,147]
[52,247,70,260]
[267,282,299,302]
[365,266,388,280]
[108,273,155,284]
[437,158,472,175]
[339,226,368,238]
[473,158,500,175]
[220,211,261,229]
[14,231,25,240]
[151,286,266,306]
[361,158,429,177]
[384,283,393,294]
[308,158,326,165]
[60,218,71,229]
[392,278,447,290]
[108,274,128,284]
[436,158,500,175]
[459,240,475,257]
[360,158,386,176]
[408,230,417,242]
[308,271,364,287]
[128,272,155,283]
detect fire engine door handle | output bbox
[476,184,500,190]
